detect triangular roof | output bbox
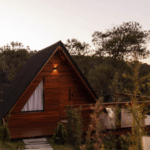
[0,41,98,118]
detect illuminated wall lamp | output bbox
[53,66,57,70]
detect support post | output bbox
[116,104,121,150]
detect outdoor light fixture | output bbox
[54,66,57,70]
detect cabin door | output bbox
[59,76,73,118]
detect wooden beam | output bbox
[66,101,150,109]
[115,93,150,100]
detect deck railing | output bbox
[64,101,150,135]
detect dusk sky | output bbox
[0,0,150,64]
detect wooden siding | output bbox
[6,49,95,139]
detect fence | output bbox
[65,100,150,135]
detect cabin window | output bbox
[21,80,43,112]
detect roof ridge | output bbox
[40,40,62,52]
[30,40,62,58]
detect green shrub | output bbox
[1,123,10,143]
[0,125,4,141]
[66,106,83,150]
[120,135,129,150]
[0,123,10,143]
[85,141,95,150]
[52,122,68,145]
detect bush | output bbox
[2,124,10,142]
[52,122,68,145]
[2,123,10,143]
[120,135,129,150]
[0,123,10,143]
[66,106,83,150]
[0,125,4,141]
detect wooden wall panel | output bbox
[9,122,58,139]
[59,75,73,118]
[45,104,60,111]
[9,115,59,126]
[8,113,60,139]
[45,89,60,96]
[42,65,53,72]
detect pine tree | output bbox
[66,106,83,149]
[122,52,150,150]
[52,122,68,144]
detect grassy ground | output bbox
[47,136,75,150]
[0,139,25,150]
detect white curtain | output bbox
[21,80,43,111]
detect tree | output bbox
[87,64,116,97]
[81,99,104,150]
[120,52,150,150]
[65,39,92,56]
[92,22,150,60]
[66,106,83,149]
[0,42,38,98]
[65,39,94,75]
[0,42,32,81]
[52,122,68,144]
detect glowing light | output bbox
[54,66,57,70]
[52,64,58,74]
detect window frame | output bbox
[20,78,45,113]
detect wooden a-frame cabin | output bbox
[0,41,98,139]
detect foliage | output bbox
[66,106,83,149]
[0,109,12,143]
[81,96,134,150]
[0,49,29,81]
[0,123,10,143]
[81,99,104,150]
[65,39,92,56]
[86,54,150,98]
[120,135,130,150]
[0,140,24,150]
[0,41,37,96]
[72,55,93,76]
[121,52,150,150]
[0,41,37,82]
[80,99,119,150]
[92,21,150,60]
[0,125,4,141]
[0,42,29,81]
[52,122,68,145]
[65,39,94,76]
[87,64,117,97]
[47,137,75,150]
[1,123,10,143]
[86,53,135,97]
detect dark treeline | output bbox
[0,42,37,99]
[0,21,150,101]
[71,55,150,100]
